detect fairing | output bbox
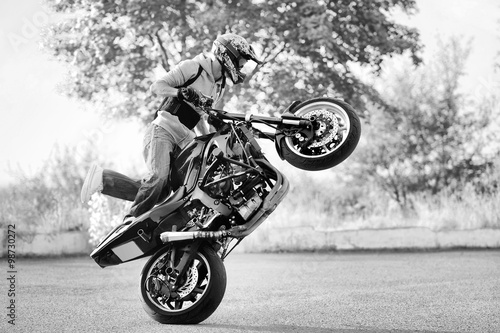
[90,136,212,268]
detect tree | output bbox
[356,38,499,209]
[43,0,421,120]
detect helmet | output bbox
[213,33,262,84]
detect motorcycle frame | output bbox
[90,109,307,268]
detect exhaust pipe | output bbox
[160,230,231,243]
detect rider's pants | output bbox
[101,124,194,218]
[101,169,140,201]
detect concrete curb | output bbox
[2,227,499,257]
[1,230,93,257]
[238,227,500,252]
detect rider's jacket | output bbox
[152,53,226,144]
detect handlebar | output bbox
[204,108,311,128]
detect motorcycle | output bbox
[90,97,361,324]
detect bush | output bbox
[87,194,130,246]
[267,154,500,232]
[0,144,96,236]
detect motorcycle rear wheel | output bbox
[281,97,361,171]
[139,244,226,324]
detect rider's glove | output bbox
[177,87,201,105]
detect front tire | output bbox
[280,97,361,171]
[139,244,226,324]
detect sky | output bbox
[0,0,499,186]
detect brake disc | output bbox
[303,109,339,148]
[176,264,199,298]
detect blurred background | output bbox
[1,0,499,253]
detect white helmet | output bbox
[213,33,262,84]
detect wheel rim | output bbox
[144,250,211,313]
[284,101,351,158]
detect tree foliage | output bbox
[43,0,421,119]
[356,38,500,208]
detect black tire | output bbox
[280,97,361,171]
[139,244,226,324]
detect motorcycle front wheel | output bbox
[280,97,361,171]
[139,244,226,324]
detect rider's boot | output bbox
[81,165,142,203]
[81,163,104,203]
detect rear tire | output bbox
[280,97,361,171]
[139,244,226,324]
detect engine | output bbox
[202,157,267,226]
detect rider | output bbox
[80,33,262,219]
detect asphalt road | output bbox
[5,250,499,333]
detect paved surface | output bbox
[4,251,500,333]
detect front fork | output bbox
[273,100,315,160]
[165,241,202,288]
[146,241,203,300]
[274,122,314,160]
